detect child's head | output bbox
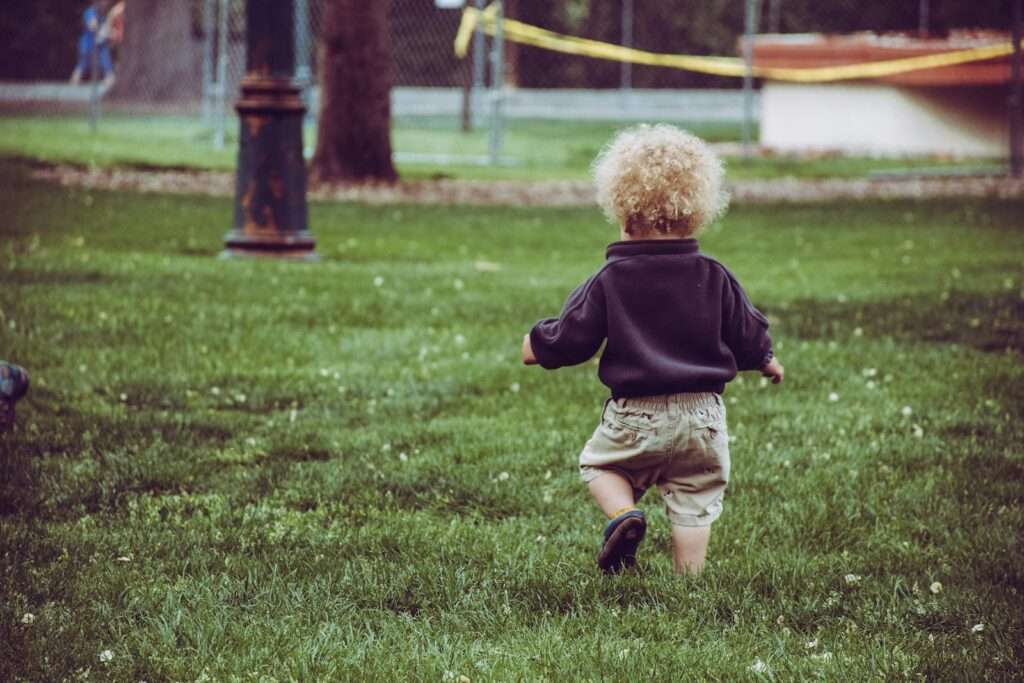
[592,124,728,238]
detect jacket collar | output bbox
[606,239,699,260]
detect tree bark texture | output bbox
[311,0,398,183]
[109,0,200,102]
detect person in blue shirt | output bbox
[70,1,115,87]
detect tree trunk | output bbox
[109,0,198,102]
[311,0,397,183]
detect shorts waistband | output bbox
[611,391,721,412]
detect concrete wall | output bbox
[761,82,1008,157]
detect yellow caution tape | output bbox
[455,4,1017,83]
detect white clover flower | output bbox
[862,368,877,377]
[398,452,408,463]
[804,638,818,649]
[474,260,501,273]
[373,276,384,287]
[21,613,35,625]
[453,278,465,291]
[853,327,863,337]
[929,581,942,594]
[828,392,840,402]
[844,573,862,586]
[497,471,510,481]
[901,405,913,417]
[749,658,769,674]
[912,424,924,438]
[866,380,877,390]
[509,382,521,393]
[971,623,984,634]
[454,334,466,346]
[99,649,114,663]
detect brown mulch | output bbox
[29,162,1024,206]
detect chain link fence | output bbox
[0,1,768,169]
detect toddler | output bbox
[522,124,784,575]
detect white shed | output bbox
[751,32,1015,157]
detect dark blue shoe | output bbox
[597,509,646,574]
[0,362,29,432]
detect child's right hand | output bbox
[522,334,538,365]
[761,357,784,384]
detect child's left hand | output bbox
[522,334,538,365]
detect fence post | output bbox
[214,0,230,150]
[472,0,487,129]
[488,0,504,165]
[202,0,215,127]
[621,0,633,91]
[295,0,313,122]
[89,33,100,133]
[1011,0,1022,178]
[742,0,759,159]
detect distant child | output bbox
[70,1,115,88]
[522,124,784,575]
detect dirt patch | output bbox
[29,162,1024,206]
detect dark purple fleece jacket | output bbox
[529,239,773,398]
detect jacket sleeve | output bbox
[721,269,773,371]
[529,276,607,369]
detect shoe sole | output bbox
[597,515,646,574]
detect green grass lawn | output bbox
[0,114,1006,181]
[1,162,1023,681]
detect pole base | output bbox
[221,230,319,262]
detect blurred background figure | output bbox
[0,362,30,432]
[69,0,115,88]
[101,1,126,72]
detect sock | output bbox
[608,505,636,520]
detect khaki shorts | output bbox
[579,392,730,527]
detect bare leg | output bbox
[670,525,711,575]
[587,471,635,518]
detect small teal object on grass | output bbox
[0,361,30,432]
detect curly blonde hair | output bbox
[592,124,728,237]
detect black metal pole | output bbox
[1011,0,1022,178]
[222,0,317,260]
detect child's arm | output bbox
[720,269,778,377]
[525,277,606,369]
